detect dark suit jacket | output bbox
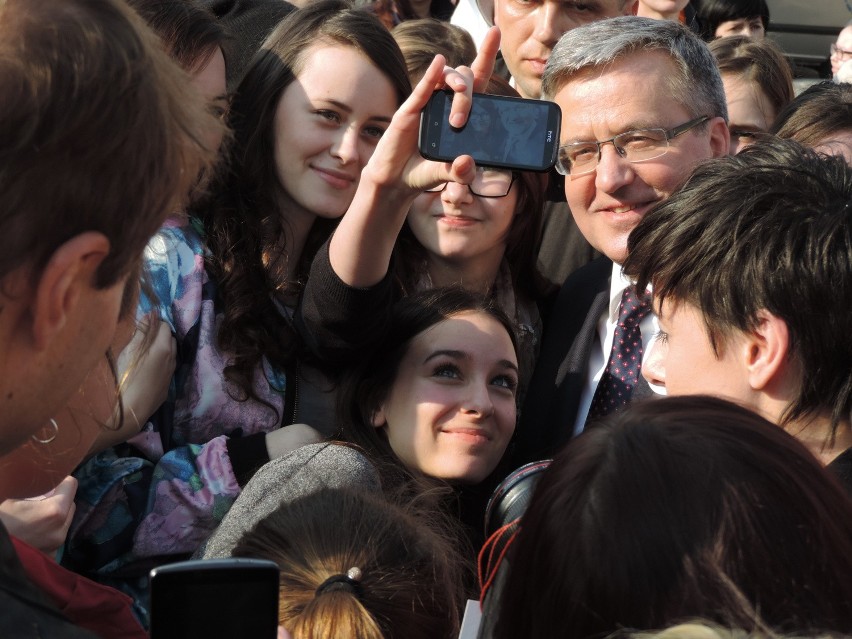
[513,257,612,465]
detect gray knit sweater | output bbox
[199,443,382,559]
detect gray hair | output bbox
[541,16,728,123]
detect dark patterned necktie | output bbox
[587,285,652,420]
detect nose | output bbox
[462,380,495,419]
[641,339,667,388]
[441,181,474,205]
[330,126,360,165]
[594,142,635,194]
[532,2,560,47]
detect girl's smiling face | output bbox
[272,43,397,220]
[373,311,518,483]
[406,169,518,275]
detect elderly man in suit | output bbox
[514,16,730,462]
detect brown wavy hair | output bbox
[197,0,410,409]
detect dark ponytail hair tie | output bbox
[315,567,363,599]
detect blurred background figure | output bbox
[693,0,768,41]
[710,35,793,152]
[392,18,476,83]
[831,21,852,80]
[635,0,699,33]
[771,80,852,163]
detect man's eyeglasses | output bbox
[555,116,711,177]
[425,167,517,198]
[831,43,852,58]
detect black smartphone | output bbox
[149,558,280,639]
[419,90,561,172]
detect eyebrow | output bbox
[565,121,667,144]
[322,98,393,124]
[423,349,519,373]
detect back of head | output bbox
[0,0,220,288]
[127,0,228,73]
[392,18,476,83]
[771,81,852,149]
[199,0,296,89]
[494,396,852,637]
[232,487,465,639]
[623,137,852,433]
[693,0,770,42]
[710,35,793,118]
[542,16,727,123]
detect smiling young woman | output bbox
[64,0,412,618]
[200,287,520,568]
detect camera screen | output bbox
[437,95,554,168]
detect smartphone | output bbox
[149,558,280,639]
[419,90,561,172]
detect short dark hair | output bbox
[494,396,852,637]
[233,487,466,639]
[622,137,852,435]
[337,287,518,483]
[693,0,770,41]
[771,80,852,148]
[128,0,228,74]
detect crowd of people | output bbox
[1,0,851,637]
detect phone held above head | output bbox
[419,90,561,173]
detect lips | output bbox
[600,200,658,217]
[525,58,548,75]
[437,214,480,227]
[440,426,492,444]
[312,165,356,189]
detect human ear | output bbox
[708,117,731,158]
[742,310,790,391]
[370,406,387,429]
[32,232,111,351]
[622,0,639,16]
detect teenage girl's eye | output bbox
[654,330,669,345]
[362,125,387,140]
[315,110,340,124]
[491,374,518,393]
[432,363,462,380]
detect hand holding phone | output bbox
[419,90,561,172]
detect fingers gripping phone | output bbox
[419,90,561,172]
[149,558,280,639]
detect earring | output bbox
[31,418,59,444]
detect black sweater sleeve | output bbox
[296,239,398,367]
